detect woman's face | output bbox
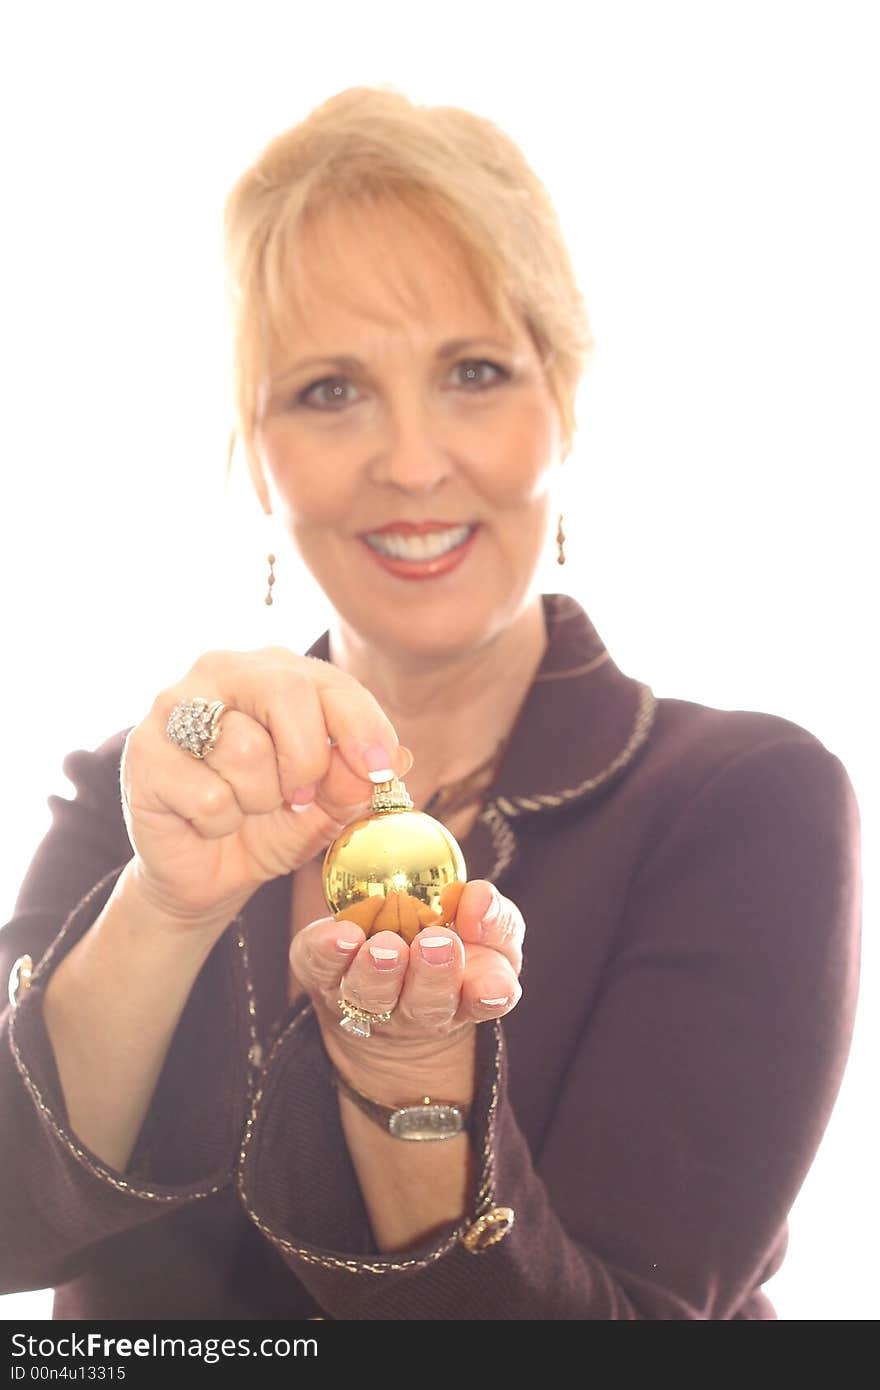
[253,200,564,662]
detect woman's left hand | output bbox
[290,879,524,1098]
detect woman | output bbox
[0,86,861,1320]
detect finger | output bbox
[134,706,299,833]
[449,880,525,976]
[318,682,404,787]
[394,927,466,1034]
[224,654,333,803]
[333,928,409,1017]
[124,725,247,840]
[148,665,326,817]
[305,741,414,818]
[166,650,398,806]
[455,948,522,1026]
[154,652,413,831]
[234,650,404,800]
[198,711,284,813]
[289,915,367,995]
[278,744,413,841]
[325,736,415,778]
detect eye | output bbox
[452,359,510,390]
[297,376,357,411]
[295,358,510,412]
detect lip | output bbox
[358,523,480,581]
[359,520,475,536]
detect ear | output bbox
[550,449,569,511]
[248,451,272,516]
[231,427,272,515]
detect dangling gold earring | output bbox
[556,514,566,566]
[265,553,276,605]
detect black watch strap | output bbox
[332,1067,472,1141]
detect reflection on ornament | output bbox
[322,777,467,942]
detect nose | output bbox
[368,389,454,494]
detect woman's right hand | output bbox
[119,647,412,925]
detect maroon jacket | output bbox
[0,593,862,1319]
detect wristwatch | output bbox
[332,1067,472,1141]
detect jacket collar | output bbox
[304,592,657,884]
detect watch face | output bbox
[390,1104,465,1141]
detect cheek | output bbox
[260,431,351,525]
[483,402,558,506]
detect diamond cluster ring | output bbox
[166,697,227,759]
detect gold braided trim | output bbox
[6,890,253,1206]
[236,930,264,1081]
[25,867,128,994]
[493,682,657,817]
[481,804,518,883]
[235,1005,505,1274]
[471,1018,503,1218]
[7,1006,227,1204]
[532,649,610,682]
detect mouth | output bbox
[361,523,477,561]
[358,523,481,581]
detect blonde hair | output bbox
[222,84,595,481]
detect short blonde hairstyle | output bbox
[222,84,595,481]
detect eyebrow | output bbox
[280,337,514,376]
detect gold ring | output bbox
[337,998,394,1039]
[166,697,227,759]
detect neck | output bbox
[328,594,548,801]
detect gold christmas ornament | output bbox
[322,777,467,943]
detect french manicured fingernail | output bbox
[479,995,509,1007]
[289,782,318,812]
[481,889,501,925]
[336,934,362,952]
[369,943,400,970]
[419,935,454,965]
[361,744,394,782]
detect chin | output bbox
[377,596,515,662]
[385,608,482,652]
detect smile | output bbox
[362,524,476,561]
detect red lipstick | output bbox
[358,522,480,582]
[362,520,473,535]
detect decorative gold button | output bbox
[8,954,33,1009]
[460,1205,515,1253]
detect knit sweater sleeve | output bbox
[0,732,250,1295]
[235,735,862,1319]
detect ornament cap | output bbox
[370,777,415,813]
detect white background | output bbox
[1,0,876,1321]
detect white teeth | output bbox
[364,524,473,560]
